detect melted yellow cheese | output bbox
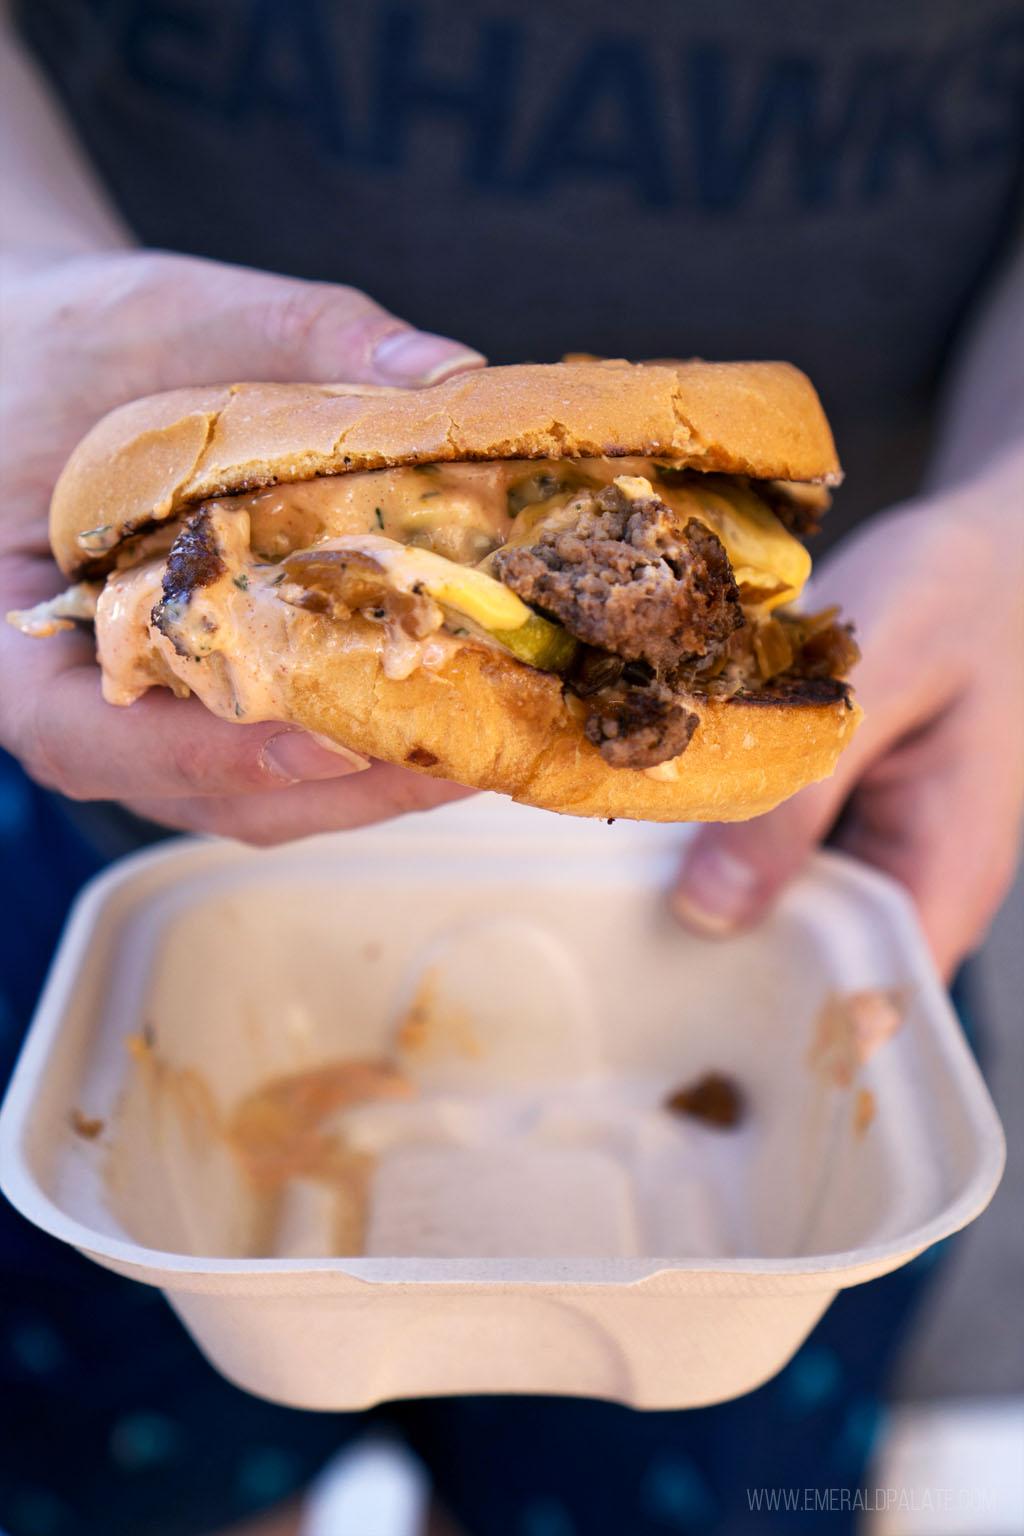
[682,479,811,609]
[316,533,532,631]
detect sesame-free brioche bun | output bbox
[51,359,840,578]
[46,358,857,822]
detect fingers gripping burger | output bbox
[12,360,861,820]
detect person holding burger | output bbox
[1,5,1022,1535]
[2,15,1022,977]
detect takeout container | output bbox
[0,799,1004,1410]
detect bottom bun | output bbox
[282,619,861,822]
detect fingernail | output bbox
[373,331,485,386]
[672,847,759,936]
[260,731,370,784]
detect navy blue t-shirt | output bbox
[15,0,1024,538]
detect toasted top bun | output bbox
[51,359,840,578]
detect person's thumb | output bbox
[170,256,486,388]
[671,776,844,936]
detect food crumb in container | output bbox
[70,1108,105,1140]
[397,967,481,1059]
[665,1072,746,1129]
[808,988,908,1089]
[853,1087,876,1137]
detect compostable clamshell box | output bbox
[0,799,1004,1410]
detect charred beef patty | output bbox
[492,483,743,672]
[152,508,225,657]
[583,683,699,770]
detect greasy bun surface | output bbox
[52,359,840,578]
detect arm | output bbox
[674,239,1024,979]
[0,20,484,842]
[928,235,1024,490]
[0,14,130,260]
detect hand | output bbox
[672,453,1024,979]
[0,250,484,842]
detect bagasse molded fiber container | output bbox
[0,799,1004,1410]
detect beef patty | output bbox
[492,482,743,673]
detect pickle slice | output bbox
[485,612,578,672]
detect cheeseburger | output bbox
[12,359,861,820]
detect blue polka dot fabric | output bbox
[0,757,365,1536]
[0,751,978,1535]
